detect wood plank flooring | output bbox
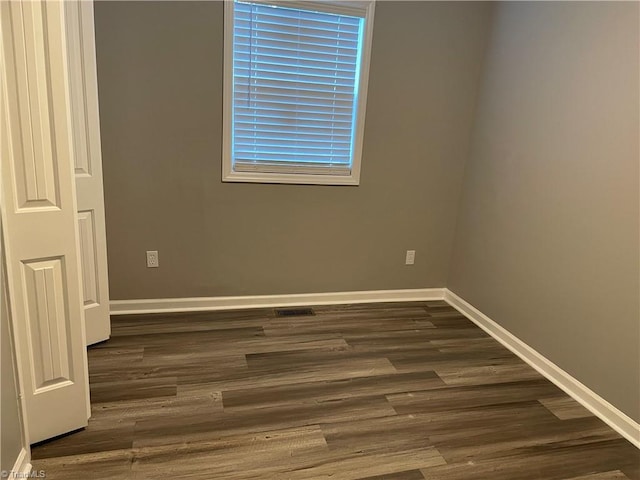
[31,301,639,479]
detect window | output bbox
[223,0,375,185]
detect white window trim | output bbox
[222,0,375,186]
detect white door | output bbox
[1,0,90,443]
[65,0,111,346]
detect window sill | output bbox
[222,170,360,186]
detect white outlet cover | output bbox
[405,250,416,265]
[146,250,159,268]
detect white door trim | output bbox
[8,448,32,480]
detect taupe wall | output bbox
[1,260,23,472]
[95,1,492,299]
[448,2,640,422]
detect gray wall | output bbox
[95,1,492,299]
[1,260,23,472]
[95,0,639,424]
[448,1,640,422]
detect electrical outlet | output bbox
[146,250,159,268]
[405,250,416,265]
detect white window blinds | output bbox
[231,1,366,176]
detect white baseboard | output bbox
[444,289,640,449]
[8,448,31,480]
[109,288,447,315]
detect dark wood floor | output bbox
[32,301,639,479]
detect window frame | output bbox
[222,0,375,186]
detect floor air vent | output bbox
[275,307,315,317]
